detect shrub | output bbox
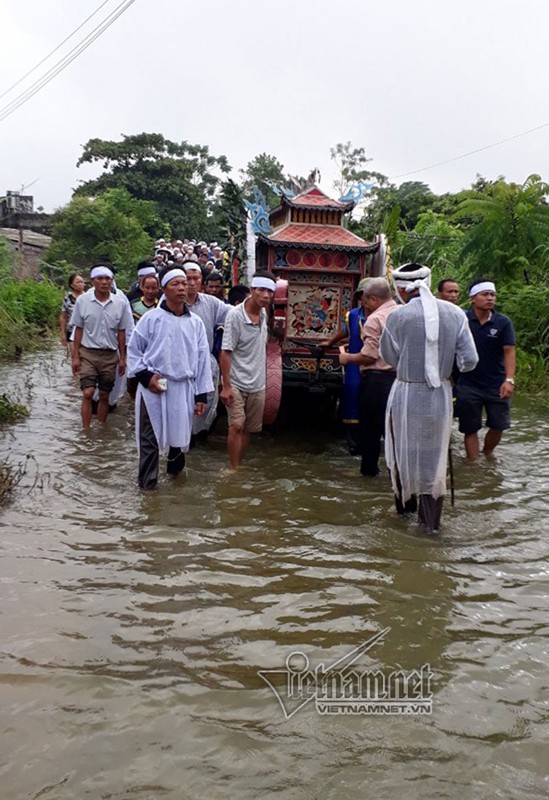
[0,278,63,329]
[0,456,30,506]
[0,278,63,358]
[494,282,549,392]
[496,283,549,357]
[0,393,29,424]
[0,236,16,280]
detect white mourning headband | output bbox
[469,281,496,297]
[251,277,276,291]
[160,268,187,288]
[137,266,157,277]
[90,266,114,279]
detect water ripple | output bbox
[0,352,548,799]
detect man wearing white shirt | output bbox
[219,271,275,470]
[70,264,133,427]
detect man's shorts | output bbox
[79,346,118,392]
[455,383,511,434]
[227,387,265,433]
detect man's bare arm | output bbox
[500,345,516,398]
[72,327,83,374]
[219,350,235,405]
[339,350,375,366]
[117,329,126,375]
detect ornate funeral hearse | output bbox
[251,185,386,423]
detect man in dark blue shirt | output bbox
[455,278,516,460]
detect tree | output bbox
[74,133,231,237]
[210,179,247,263]
[394,182,435,230]
[392,211,464,283]
[330,141,388,198]
[46,188,156,282]
[357,183,398,239]
[358,179,461,242]
[240,153,286,210]
[456,174,549,282]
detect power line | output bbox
[0,0,134,121]
[0,0,136,123]
[389,121,549,181]
[0,0,112,102]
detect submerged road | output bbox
[1,349,548,799]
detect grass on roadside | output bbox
[0,393,29,424]
[0,457,28,505]
[0,278,63,359]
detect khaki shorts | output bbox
[227,387,265,433]
[79,346,118,392]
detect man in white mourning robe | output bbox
[127,268,213,490]
[380,263,478,533]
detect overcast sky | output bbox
[1,0,548,213]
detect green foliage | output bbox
[0,278,62,328]
[0,455,30,505]
[360,181,436,239]
[211,179,246,262]
[74,132,231,237]
[359,185,397,239]
[431,190,466,219]
[392,211,465,286]
[356,170,549,391]
[395,182,436,229]
[496,283,549,357]
[39,258,75,287]
[0,278,63,358]
[0,236,16,280]
[0,394,29,424]
[513,347,548,392]
[46,188,154,285]
[456,174,549,282]
[240,153,286,210]
[380,204,401,243]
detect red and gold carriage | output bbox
[255,186,384,423]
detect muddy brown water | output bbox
[1,350,548,800]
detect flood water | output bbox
[1,350,548,800]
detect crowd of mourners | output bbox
[59,237,245,341]
[59,238,517,536]
[59,234,275,484]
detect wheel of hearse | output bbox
[263,339,282,425]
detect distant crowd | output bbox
[150,236,231,281]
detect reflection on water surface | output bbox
[1,351,548,799]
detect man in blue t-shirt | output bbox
[455,278,516,460]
